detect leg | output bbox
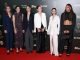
[9,31,13,51]
[53,35,58,56]
[66,38,73,55]
[58,38,65,54]
[19,32,23,51]
[25,30,30,52]
[15,33,19,53]
[41,31,45,52]
[5,33,10,53]
[29,31,33,52]
[50,35,53,55]
[36,31,41,52]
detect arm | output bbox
[47,17,51,35]
[32,13,34,30]
[22,14,25,33]
[72,13,76,31]
[12,15,17,34]
[43,13,47,31]
[34,14,41,32]
[2,15,7,33]
[60,13,64,34]
[57,16,60,35]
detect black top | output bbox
[14,12,23,31]
[23,12,34,32]
[60,12,76,38]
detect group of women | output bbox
[2,4,76,57]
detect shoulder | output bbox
[56,15,59,18]
[73,13,76,17]
[61,12,65,16]
[30,12,34,16]
[42,12,46,15]
[13,12,16,16]
[2,12,7,16]
[34,13,38,16]
[49,16,52,19]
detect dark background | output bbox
[0,0,80,52]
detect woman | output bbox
[13,6,23,53]
[59,4,76,56]
[34,5,47,53]
[47,8,60,56]
[3,5,13,54]
[23,5,34,53]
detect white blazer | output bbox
[47,15,60,35]
[34,12,47,32]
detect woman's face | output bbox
[51,9,56,15]
[16,7,20,13]
[65,5,71,12]
[6,6,11,13]
[26,6,31,12]
[37,6,42,13]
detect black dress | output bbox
[14,12,23,48]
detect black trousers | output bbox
[25,28,33,52]
[58,35,73,54]
[36,29,45,53]
[5,31,13,50]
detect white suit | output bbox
[47,15,60,56]
[34,12,47,31]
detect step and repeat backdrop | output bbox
[0,0,80,52]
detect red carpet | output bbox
[0,48,80,60]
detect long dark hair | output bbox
[15,5,22,13]
[64,4,75,19]
[64,4,74,13]
[51,8,57,15]
[26,5,32,13]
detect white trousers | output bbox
[50,34,58,56]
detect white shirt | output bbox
[34,12,47,31]
[47,15,60,35]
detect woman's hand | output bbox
[42,28,45,32]
[14,29,17,34]
[4,30,7,33]
[22,30,25,33]
[37,28,41,32]
[64,30,69,33]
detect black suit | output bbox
[23,13,34,52]
[23,13,34,32]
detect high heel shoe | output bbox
[20,48,23,52]
[66,54,70,56]
[10,48,13,52]
[59,54,62,57]
[16,48,19,54]
[6,50,10,54]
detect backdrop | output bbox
[0,0,80,52]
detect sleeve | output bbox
[34,14,37,32]
[2,14,6,30]
[57,16,60,35]
[60,13,64,34]
[72,13,76,31]
[47,17,51,35]
[32,13,34,30]
[44,13,47,31]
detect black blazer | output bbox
[60,12,76,40]
[23,12,34,32]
